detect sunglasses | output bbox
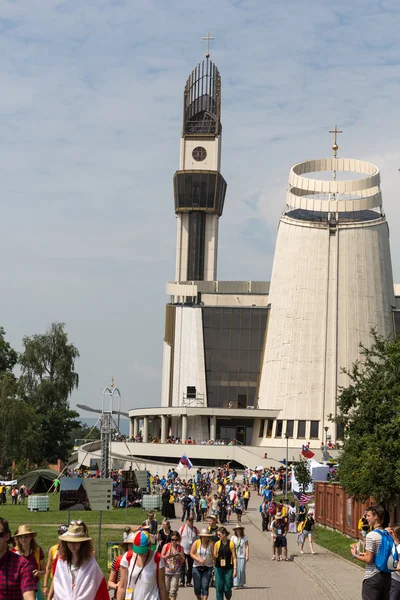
[70,520,82,525]
[171,538,178,541]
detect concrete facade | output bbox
[258,158,395,443]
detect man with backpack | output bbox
[351,505,394,600]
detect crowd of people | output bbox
[0,518,109,600]
[116,435,244,446]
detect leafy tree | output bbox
[19,322,80,463]
[0,373,39,464]
[0,331,37,465]
[332,331,400,506]
[293,456,313,493]
[69,422,101,446]
[0,327,18,374]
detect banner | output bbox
[59,478,112,511]
[0,480,17,486]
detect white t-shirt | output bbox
[121,551,164,600]
[179,524,199,555]
[231,535,248,559]
[364,530,382,580]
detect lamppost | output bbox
[284,432,290,501]
[323,426,329,462]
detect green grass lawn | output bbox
[0,494,163,574]
[313,526,363,568]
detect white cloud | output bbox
[1,0,400,414]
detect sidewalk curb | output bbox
[245,508,355,600]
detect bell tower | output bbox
[173,43,227,289]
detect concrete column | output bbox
[182,414,188,442]
[161,415,167,444]
[152,418,161,440]
[133,417,139,438]
[143,416,149,442]
[210,416,217,441]
[129,418,134,438]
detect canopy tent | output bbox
[17,469,59,494]
[291,458,330,493]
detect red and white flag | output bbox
[54,556,109,599]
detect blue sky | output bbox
[1,0,400,415]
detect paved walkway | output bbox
[167,493,363,600]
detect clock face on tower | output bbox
[192,146,207,162]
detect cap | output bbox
[133,530,151,554]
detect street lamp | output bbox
[323,426,329,462]
[284,432,290,501]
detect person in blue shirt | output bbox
[263,487,273,502]
[259,475,267,497]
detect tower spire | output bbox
[202,32,215,58]
[329,124,343,158]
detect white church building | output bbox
[113,51,400,469]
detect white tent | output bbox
[291,458,329,493]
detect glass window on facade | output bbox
[394,311,400,337]
[265,419,274,437]
[310,421,319,439]
[174,171,227,215]
[275,420,283,437]
[202,306,269,409]
[286,420,294,437]
[259,420,264,437]
[336,423,345,440]
[297,420,306,438]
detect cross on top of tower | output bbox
[329,125,343,158]
[202,32,215,58]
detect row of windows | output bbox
[203,307,266,331]
[174,171,227,215]
[202,307,268,409]
[258,419,320,439]
[207,386,256,409]
[187,212,205,280]
[394,311,400,337]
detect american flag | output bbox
[294,490,314,504]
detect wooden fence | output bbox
[315,482,400,538]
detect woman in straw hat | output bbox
[13,524,46,600]
[48,521,109,600]
[116,529,168,600]
[189,528,214,600]
[231,525,249,589]
[108,531,136,599]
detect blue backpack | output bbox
[374,530,399,572]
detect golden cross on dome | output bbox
[202,32,215,58]
[329,125,343,158]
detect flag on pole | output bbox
[180,454,193,469]
[294,490,314,504]
[301,445,315,459]
[176,462,184,471]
